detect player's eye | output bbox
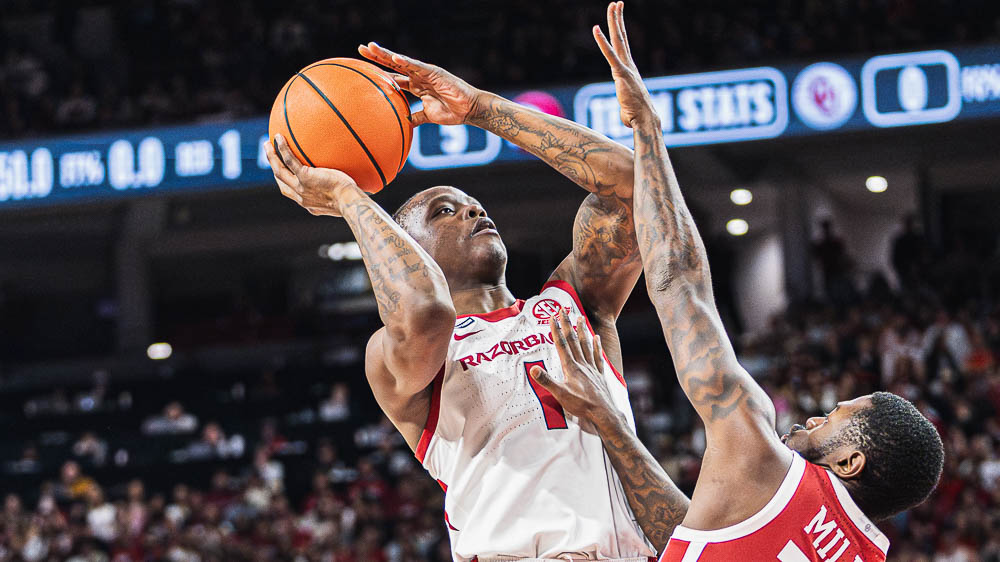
[435,207,454,216]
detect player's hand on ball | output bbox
[266,134,360,218]
[530,310,617,425]
[359,42,481,127]
[594,2,656,128]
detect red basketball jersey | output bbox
[660,454,889,562]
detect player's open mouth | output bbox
[471,218,499,237]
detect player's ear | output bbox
[830,449,866,480]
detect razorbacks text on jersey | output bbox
[417,280,655,561]
[660,453,889,562]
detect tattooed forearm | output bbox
[594,411,689,550]
[631,118,770,425]
[338,192,452,324]
[467,93,632,199]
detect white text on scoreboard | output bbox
[574,67,788,147]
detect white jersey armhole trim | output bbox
[669,452,805,543]
[825,469,890,554]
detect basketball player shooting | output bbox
[530,3,946,561]
[264,28,667,561]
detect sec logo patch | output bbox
[532,299,565,323]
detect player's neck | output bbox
[450,284,517,316]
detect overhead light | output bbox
[730,188,753,205]
[726,218,749,236]
[321,242,363,261]
[866,176,888,193]
[147,342,173,360]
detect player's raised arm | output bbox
[359,42,641,336]
[595,4,781,452]
[266,136,455,408]
[529,311,689,549]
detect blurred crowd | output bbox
[3,0,1000,138]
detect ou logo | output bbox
[532,299,565,322]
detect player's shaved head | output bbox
[391,190,428,233]
[389,186,507,290]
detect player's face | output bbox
[405,186,508,286]
[781,395,873,463]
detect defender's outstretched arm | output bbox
[594,5,777,438]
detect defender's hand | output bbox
[594,2,657,128]
[530,310,618,424]
[359,42,482,127]
[265,134,360,217]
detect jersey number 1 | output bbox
[524,360,568,430]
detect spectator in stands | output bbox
[9,443,41,474]
[354,415,401,449]
[54,80,97,129]
[258,417,288,455]
[811,219,856,304]
[319,382,352,422]
[72,432,108,467]
[141,401,198,435]
[185,421,244,460]
[313,439,355,483]
[55,461,97,503]
[84,486,117,545]
[252,446,285,494]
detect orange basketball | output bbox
[269,58,412,194]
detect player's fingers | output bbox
[593,334,604,372]
[558,311,585,362]
[389,73,413,93]
[608,2,628,61]
[358,43,395,68]
[606,2,622,52]
[593,26,623,70]
[265,139,299,188]
[277,181,302,203]
[549,311,576,368]
[273,134,304,176]
[368,42,437,77]
[616,2,633,61]
[529,365,555,390]
[409,109,428,127]
[577,321,595,367]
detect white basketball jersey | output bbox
[416,280,654,561]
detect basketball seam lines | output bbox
[295,71,387,190]
[282,75,316,167]
[305,63,409,174]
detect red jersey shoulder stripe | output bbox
[540,279,627,388]
[415,365,446,464]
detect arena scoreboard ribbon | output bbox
[2,45,999,209]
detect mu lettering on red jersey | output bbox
[660,454,889,562]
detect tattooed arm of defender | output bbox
[589,6,777,437]
[594,407,689,547]
[267,136,454,401]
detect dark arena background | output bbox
[2,1,1000,560]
